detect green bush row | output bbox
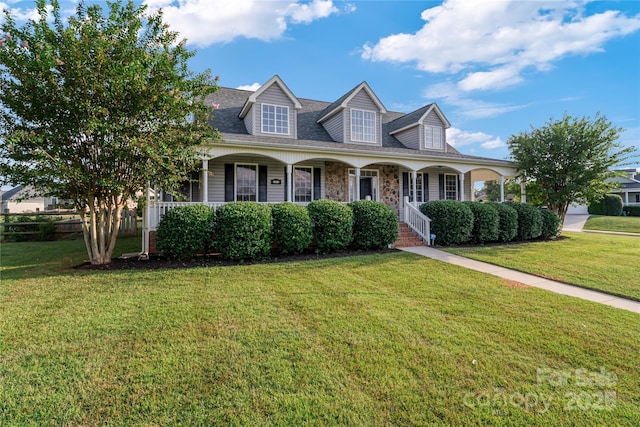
[419,201,560,246]
[155,200,399,260]
[588,194,623,216]
[622,205,640,217]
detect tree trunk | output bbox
[80,196,127,265]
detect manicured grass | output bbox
[446,232,640,301]
[1,239,639,425]
[584,215,640,234]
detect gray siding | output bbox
[394,126,420,150]
[253,85,297,139]
[207,157,325,203]
[244,104,254,134]
[323,112,344,143]
[422,110,446,150]
[345,90,382,145]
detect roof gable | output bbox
[317,82,387,123]
[388,103,451,135]
[239,75,302,118]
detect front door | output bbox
[360,177,372,200]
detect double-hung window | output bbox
[262,104,289,135]
[424,125,443,150]
[351,109,376,143]
[444,174,458,200]
[294,167,313,203]
[236,164,257,201]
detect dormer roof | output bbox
[317,81,387,123]
[388,103,451,135]
[238,75,302,119]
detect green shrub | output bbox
[466,202,499,243]
[271,202,313,255]
[3,215,57,242]
[493,203,518,242]
[419,200,473,245]
[156,205,214,260]
[539,208,561,239]
[307,200,353,253]
[588,194,623,216]
[508,203,542,240]
[214,202,272,261]
[623,205,640,217]
[349,200,398,250]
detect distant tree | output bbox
[507,113,636,223]
[484,178,545,205]
[0,0,219,264]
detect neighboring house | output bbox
[0,185,60,213]
[144,75,517,252]
[609,168,640,206]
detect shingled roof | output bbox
[204,87,510,163]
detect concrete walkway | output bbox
[399,246,640,314]
[562,214,589,232]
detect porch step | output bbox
[394,223,426,248]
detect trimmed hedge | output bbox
[493,203,518,243]
[588,194,624,216]
[214,202,272,261]
[307,200,353,253]
[419,200,473,245]
[466,202,499,243]
[623,205,640,217]
[156,205,214,260]
[271,202,313,255]
[349,200,399,250]
[539,208,561,239]
[508,203,542,240]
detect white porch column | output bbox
[624,191,629,205]
[459,173,465,202]
[520,179,527,204]
[201,159,208,203]
[411,170,418,203]
[499,175,505,203]
[141,183,151,258]
[286,164,293,202]
[355,168,361,201]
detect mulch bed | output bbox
[74,248,400,271]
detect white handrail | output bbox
[403,196,431,245]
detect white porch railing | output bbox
[403,196,431,245]
[148,202,227,231]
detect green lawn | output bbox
[584,215,640,234]
[1,238,639,425]
[446,232,640,301]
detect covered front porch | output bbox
[142,145,518,254]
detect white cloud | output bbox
[237,82,261,91]
[0,2,54,23]
[363,0,640,92]
[447,127,503,149]
[143,0,344,46]
[426,81,525,120]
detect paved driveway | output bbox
[562,214,589,232]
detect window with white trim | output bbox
[236,163,257,201]
[409,173,426,203]
[424,125,443,150]
[262,104,289,135]
[294,166,313,203]
[445,174,458,200]
[351,109,376,143]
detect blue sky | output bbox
[2,0,640,172]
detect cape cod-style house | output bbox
[142,75,518,254]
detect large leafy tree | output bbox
[507,113,636,223]
[0,0,219,264]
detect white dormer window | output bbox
[351,109,376,143]
[262,104,289,135]
[424,125,443,150]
